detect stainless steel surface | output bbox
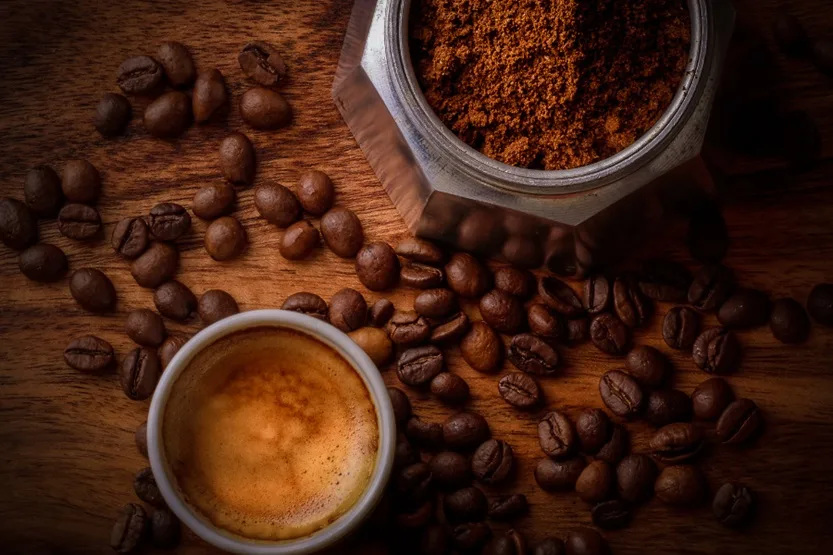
[333,0,736,275]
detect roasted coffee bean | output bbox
[692,327,741,374]
[599,370,643,418]
[471,439,513,484]
[489,494,528,521]
[193,183,235,221]
[0,197,38,250]
[591,499,630,530]
[396,499,434,529]
[356,242,400,291]
[649,423,703,463]
[691,377,734,421]
[144,91,192,138]
[596,424,629,465]
[460,322,503,373]
[644,389,692,427]
[624,345,667,387]
[564,528,608,555]
[480,289,525,333]
[131,242,178,289]
[135,421,148,459]
[349,327,394,366]
[589,313,629,355]
[126,309,166,347]
[120,348,161,400]
[198,289,239,325]
[494,267,535,299]
[445,253,491,298]
[687,200,729,263]
[808,283,833,326]
[395,462,434,507]
[414,288,456,319]
[19,244,67,282]
[655,465,705,505]
[616,454,657,504]
[430,311,470,344]
[62,160,101,205]
[713,482,754,528]
[150,507,181,548]
[192,69,228,123]
[117,55,164,95]
[398,345,443,386]
[57,203,101,240]
[451,522,492,553]
[613,274,652,328]
[483,530,526,555]
[430,372,469,404]
[395,237,445,266]
[156,41,195,88]
[773,12,811,56]
[205,216,246,261]
[388,311,431,345]
[297,170,334,216]
[575,460,613,504]
[112,217,150,259]
[583,274,611,314]
[508,334,559,375]
[153,280,196,321]
[718,289,771,329]
[70,268,116,312]
[240,87,292,129]
[717,398,762,445]
[429,451,471,490]
[576,408,610,455]
[94,92,132,137]
[320,206,363,257]
[443,412,489,451]
[532,538,566,555]
[527,303,566,342]
[638,260,691,302]
[369,298,395,327]
[388,387,412,426]
[23,166,63,217]
[420,523,450,554]
[238,41,287,86]
[539,276,583,317]
[567,317,590,345]
[395,432,418,469]
[406,417,444,450]
[134,467,164,506]
[400,263,445,289]
[663,306,700,350]
[110,503,148,553]
[444,486,488,523]
[159,335,188,370]
[219,132,256,186]
[329,288,367,331]
[534,457,586,491]
[281,292,328,321]
[538,411,575,458]
[813,39,833,77]
[498,372,541,410]
[64,335,114,372]
[769,297,810,343]
[688,264,733,311]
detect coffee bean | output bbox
[70,268,116,312]
[0,197,37,250]
[589,313,629,355]
[288,172,335,218]
[591,499,630,530]
[583,274,611,314]
[460,322,503,373]
[240,87,292,129]
[575,408,610,455]
[534,457,586,491]
[148,203,190,241]
[808,283,833,326]
[575,460,613,504]
[388,310,431,345]
[193,183,235,222]
[112,217,150,259]
[688,264,733,312]
[769,297,810,343]
[445,486,488,523]
[19,244,67,282]
[388,387,412,426]
[131,242,178,288]
[494,267,535,299]
[508,333,559,375]
[539,276,583,317]
[120,347,161,400]
[624,345,667,387]
[144,91,192,138]
[692,327,741,374]
[662,306,700,351]
[649,423,703,464]
[451,522,492,553]
[471,439,513,484]
[153,280,196,321]
[773,12,811,56]
[498,372,541,409]
[134,467,164,507]
[23,166,63,217]
[483,530,526,555]
[64,335,114,373]
[638,260,691,303]
[125,309,166,347]
[595,424,629,465]
[813,39,833,77]
[395,462,434,508]
[239,41,287,86]
[406,417,444,450]
[713,482,754,528]
[320,206,364,257]
[349,327,393,366]
[480,289,525,334]
[150,507,181,548]
[276,220,318,260]
[395,237,445,266]
[429,311,470,343]
[159,335,188,370]
[429,451,471,490]
[613,274,652,328]
[396,500,434,529]
[430,372,469,404]
[567,317,590,345]
[329,288,367,331]
[205,216,247,261]
[157,41,195,88]
[135,421,148,459]
[57,204,101,240]
[489,494,528,521]
[717,398,762,445]
[644,389,692,427]
[356,242,400,291]
[445,253,492,298]
[564,528,608,555]
[655,465,705,505]
[421,523,449,554]
[691,377,734,421]
[117,55,164,95]
[538,411,575,458]
[616,454,657,504]
[527,304,566,342]
[198,290,239,325]
[110,503,148,553]
[599,370,643,418]
[395,432,418,469]
[398,345,443,386]
[400,263,445,289]
[192,69,228,123]
[532,538,566,555]
[718,289,771,329]
[219,132,256,186]
[443,412,489,451]
[62,160,101,205]
[414,288,457,319]
[94,92,132,137]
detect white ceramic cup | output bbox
[147,309,396,555]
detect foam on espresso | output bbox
[163,326,379,541]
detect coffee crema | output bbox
[163,326,379,541]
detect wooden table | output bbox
[1,1,832,553]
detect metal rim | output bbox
[389,0,713,195]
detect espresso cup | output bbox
[147,309,396,554]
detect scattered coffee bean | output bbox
[445,253,492,298]
[769,297,810,343]
[395,432,418,470]
[717,398,762,445]
[329,288,367,331]
[198,290,239,325]
[445,486,488,523]
[589,313,629,355]
[64,335,114,373]
[19,243,67,282]
[150,507,181,548]
[159,335,188,370]
[396,500,434,528]
[429,451,471,490]
[369,299,394,327]
[133,466,164,507]
[219,132,256,186]
[532,538,566,555]
[616,454,657,504]
[613,274,652,328]
[57,204,101,240]
[498,372,541,410]
[649,422,703,464]
[527,303,566,342]
[494,267,535,299]
[395,237,445,267]
[320,206,363,257]
[110,503,148,553]
[534,457,586,491]
[23,166,63,217]
[567,316,590,345]
[638,259,691,302]
[406,417,444,450]
[240,87,292,129]
[591,499,630,530]
[388,387,412,426]
[461,322,503,373]
[583,274,611,314]
[279,220,320,260]
[692,327,741,374]
[112,217,150,259]
[451,522,492,553]
[239,41,287,86]
[156,41,194,88]
[388,310,431,345]
[70,268,116,312]
[414,288,456,319]
[204,216,247,261]
[538,411,576,458]
[599,370,643,418]
[430,372,470,404]
[663,306,700,350]
[539,276,583,317]
[94,92,132,137]
[120,347,160,400]
[489,494,528,521]
[691,377,734,421]
[807,283,833,326]
[144,91,192,138]
[812,38,833,77]
[483,530,526,555]
[508,333,559,375]
[565,528,608,555]
[624,345,667,387]
[713,482,755,528]
[153,280,196,321]
[297,171,335,216]
[420,523,449,554]
[117,55,164,95]
[356,242,400,291]
[395,461,433,508]
[687,200,729,263]
[131,242,178,288]
[443,412,490,451]
[595,424,629,465]
[283,291,328,321]
[480,289,525,334]
[400,263,445,289]
[688,264,733,312]
[575,460,613,504]
[125,309,166,347]
[655,465,705,505]
[398,345,444,386]
[0,197,37,250]
[192,69,228,123]
[575,408,610,455]
[773,12,811,57]
[350,327,394,366]
[471,439,513,484]
[429,312,470,346]
[718,289,771,329]
[193,183,235,221]
[62,160,101,205]
[644,389,692,427]
[135,421,148,459]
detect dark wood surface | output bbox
[1,1,832,554]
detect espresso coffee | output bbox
[163,326,379,541]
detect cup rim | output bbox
[147,309,396,555]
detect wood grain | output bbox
[1,0,832,554]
